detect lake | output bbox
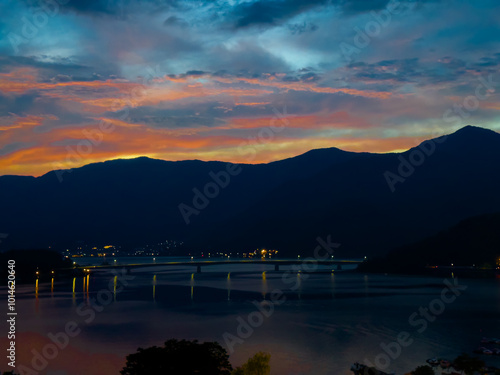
[3,259,500,375]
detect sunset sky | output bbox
[0,0,499,176]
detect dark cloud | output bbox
[61,0,118,15]
[184,70,206,76]
[231,0,330,29]
[228,0,417,29]
[344,54,500,93]
[163,15,188,27]
[346,58,422,84]
[0,93,40,117]
[0,55,85,73]
[339,0,390,14]
[113,105,228,128]
[0,142,35,157]
[21,0,180,17]
[21,0,118,15]
[474,53,500,68]
[0,55,118,82]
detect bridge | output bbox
[83,259,363,273]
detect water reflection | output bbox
[87,275,90,299]
[297,271,302,300]
[15,270,500,375]
[153,275,157,301]
[35,278,39,312]
[190,273,194,301]
[113,275,117,301]
[262,272,267,299]
[330,271,335,298]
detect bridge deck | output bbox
[83,259,362,270]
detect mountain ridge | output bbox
[1,125,498,181]
[0,125,499,256]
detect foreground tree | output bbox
[412,365,434,375]
[453,354,484,375]
[232,352,271,375]
[121,339,233,375]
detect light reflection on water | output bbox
[5,264,500,375]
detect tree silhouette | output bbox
[412,365,434,375]
[121,339,233,375]
[232,352,271,375]
[453,353,484,375]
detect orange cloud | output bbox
[235,102,271,106]
[0,68,139,95]
[0,69,274,115]
[220,111,374,131]
[0,115,421,177]
[0,114,56,131]
[212,76,394,99]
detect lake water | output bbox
[3,259,500,375]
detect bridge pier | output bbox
[274,264,279,271]
[197,265,202,273]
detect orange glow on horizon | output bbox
[0,133,421,177]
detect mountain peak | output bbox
[451,125,499,137]
[418,125,500,152]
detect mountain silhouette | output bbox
[358,211,500,273]
[1,125,499,257]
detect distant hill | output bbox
[0,125,500,257]
[358,212,500,273]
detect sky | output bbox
[0,0,499,176]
